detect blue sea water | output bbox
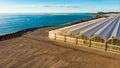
[0,13,93,35]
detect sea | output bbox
[0,13,93,35]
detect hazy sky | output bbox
[0,0,119,13]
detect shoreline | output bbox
[0,26,53,41]
[0,15,105,41]
[0,16,120,67]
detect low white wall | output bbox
[91,41,105,49]
[107,44,120,53]
[49,31,120,53]
[56,35,65,41]
[83,40,90,46]
[66,37,76,44]
[49,31,55,39]
[78,39,84,45]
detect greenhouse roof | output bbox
[54,16,120,41]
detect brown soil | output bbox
[0,26,120,68]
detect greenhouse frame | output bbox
[49,16,120,53]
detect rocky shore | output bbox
[0,28,38,41]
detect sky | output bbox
[0,0,119,13]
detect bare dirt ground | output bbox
[0,26,120,68]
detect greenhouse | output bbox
[49,16,120,53]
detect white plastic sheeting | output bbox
[52,16,120,41]
[57,18,105,32]
[80,17,113,38]
[95,16,120,40]
[116,19,120,40]
[110,18,120,39]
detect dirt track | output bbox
[0,26,120,68]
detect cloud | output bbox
[0,4,81,13]
[42,5,80,8]
[15,4,80,8]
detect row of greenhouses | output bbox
[49,16,120,53]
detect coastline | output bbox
[0,15,104,41]
[0,26,52,41]
[0,15,120,67]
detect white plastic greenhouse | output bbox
[49,16,120,53]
